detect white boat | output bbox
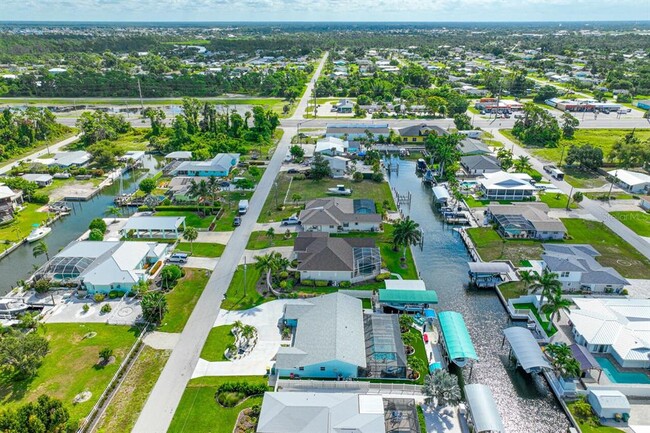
[327,184,352,196]
[26,225,52,243]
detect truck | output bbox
[238,199,249,215]
[543,164,565,181]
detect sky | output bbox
[0,0,648,22]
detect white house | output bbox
[607,169,650,194]
[315,137,349,156]
[478,171,536,200]
[299,198,381,233]
[322,155,350,178]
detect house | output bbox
[293,232,381,283]
[35,240,168,294]
[299,198,382,233]
[486,203,566,240]
[0,184,23,223]
[120,216,186,239]
[21,173,53,187]
[165,151,193,161]
[461,155,501,175]
[321,155,349,178]
[166,176,198,203]
[640,195,650,211]
[314,137,349,156]
[397,124,447,143]
[587,390,630,421]
[569,298,650,368]
[478,171,536,200]
[457,138,491,156]
[332,99,354,113]
[49,151,91,168]
[257,392,386,433]
[607,169,650,194]
[171,153,239,177]
[542,244,629,292]
[325,123,390,140]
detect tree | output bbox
[311,153,331,180]
[99,347,113,363]
[399,314,414,332]
[88,228,104,241]
[541,287,572,332]
[182,227,198,254]
[571,397,595,422]
[424,369,461,407]
[266,227,275,241]
[407,356,427,380]
[425,133,461,179]
[572,191,584,206]
[0,395,70,433]
[513,155,532,172]
[566,145,603,170]
[289,145,305,161]
[89,217,107,233]
[139,178,157,195]
[496,148,514,171]
[545,342,581,379]
[32,240,49,261]
[529,269,562,306]
[141,291,168,324]
[161,265,183,289]
[519,270,536,290]
[0,332,49,379]
[392,217,422,260]
[106,205,122,222]
[234,178,255,190]
[608,131,650,169]
[512,103,561,147]
[453,113,472,131]
[560,112,579,139]
[533,85,559,103]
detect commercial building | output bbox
[325,123,390,140]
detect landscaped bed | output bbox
[200,325,235,362]
[158,268,211,333]
[511,302,557,336]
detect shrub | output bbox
[216,382,268,396]
[99,347,113,361]
[88,218,107,233]
[353,172,364,182]
[301,279,315,287]
[100,304,112,314]
[372,172,384,182]
[279,271,289,280]
[88,228,104,241]
[161,198,171,205]
[339,281,351,288]
[161,265,183,289]
[108,290,121,299]
[279,280,288,289]
[30,192,50,204]
[94,293,105,302]
[314,280,329,287]
[82,304,90,313]
[217,391,245,407]
[621,289,629,296]
[33,278,50,294]
[375,272,392,282]
[293,174,306,181]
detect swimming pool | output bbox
[597,357,650,384]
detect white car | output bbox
[281,216,301,226]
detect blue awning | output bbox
[424,309,437,319]
[429,362,442,373]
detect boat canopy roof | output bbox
[465,384,505,433]
[468,262,511,275]
[438,311,478,362]
[432,186,450,202]
[378,289,438,304]
[503,327,552,373]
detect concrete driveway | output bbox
[196,231,232,244]
[192,299,307,378]
[240,246,293,265]
[183,257,218,270]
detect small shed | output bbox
[464,384,505,433]
[588,389,630,420]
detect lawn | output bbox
[158,268,211,333]
[610,211,650,237]
[200,325,235,362]
[246,231,296,249]
[0,203,49,253]
[511,302,557,336]
[464,196,514,208]
[539,192,578,209]
[168,376,268,433]
[154,211,214,229]
[212,191,253,231]
[95,347,171,433]
[562,218,650,279]
[466,227,545,263]
[221,265,265,311]
[563,167,608,189]
[405,327,429,385]
[0,323,139,428]
[498,281,528,300]
[175,242,225,258]
[566,402,626,433]
[584,192,636,201]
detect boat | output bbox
[49,201,71,213]
[0,298,29,319]
[327,184,352,196]
[422,169,435,185]
[416,158,428,173]
[26,224,52,243]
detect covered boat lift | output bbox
[378,289,438,313]
[432,186,450,204]
[463,384,505,433]
[438,311,478,369]
[468,262,512,288]
[502,326,552,373]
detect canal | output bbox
[388,159,570,433]
[0,155,162,295]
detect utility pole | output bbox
[243,256,247,297]
[607,170,618,202]
[566,185,574,210]
[137,79,144,111]
[274,181,278,208]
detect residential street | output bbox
[0,133,81,175]
[289,51,328,120]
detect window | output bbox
[320,366,326,371]
[412,137,417,142]
[560,272,570,278]
[299,366,304,371]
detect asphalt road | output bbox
[290,51,328,120]
[0,134,81,175]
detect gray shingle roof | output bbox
[457,137,491,155]
[542,244,629,286]
[461,154,501,171]
[299,198,381,227]
[294,232,377,272]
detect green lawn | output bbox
[464,196,514,208]
[610,211,650,237]
[259,172,301,223]
[539,192,578,209]
[511,302,557,336]
[406,328,429,385]
[175,242,225,258]
[95,347,171,433]
[212,191,253,231]
[246,231,297,249]
[498,281,528,300]
[200,325,235,362]
[168,376,268,433]
[563,167,608,189]
[562,218,650,279]
[567,403,626,433]
[466,227,545,263]
[154,211,214,229]
[0,203,50,253]
[0,323,139,428]
[221,265,265,311]
[158,268,211,333]
[585,192,636,201]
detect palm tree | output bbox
[541,287,572,332]
[240,325,256,347]
[392,217,422,260]
[233,320,244,332]
[106,205,121,222]
[182,227,198,254]
[519,269,536,290]
[407,356,427,380]
[32,240,49,261]
[545,342,581,379]
[266,227,275,245]
[514,155,532,172]
[254,253,279,280]
[207,175,219,203]
[188,179,209,213]
[225,343,238,358]
[424,369,462,407]
[529,269,562,306]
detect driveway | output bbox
[192,300,307,378]
[183,257,218,270]
[144,332,180,350]
[196,231,232,244]
[240,246,293,265]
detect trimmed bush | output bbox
[108,290,121,299]
[279,271,289,280]
[89,218,107,233]
[339,281,351,288]
[93,293,105,302]
[375,272,392,282]
[31,192,50,204]
[33,278,50,294]
[100,304,112,313]
[314,280,329,287]
[301,279,315,287]
[279,280,288,289]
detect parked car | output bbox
[168,253,188,264]
[233,216,242,227]
[287,168,300,174]
[220,181,230,187]
[281,216,301,226]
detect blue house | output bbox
[171,153,239,177]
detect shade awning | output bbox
[465,384,505,433]
[378,289,438,304]
[438,311,478,363]
[503,327,552,373]
[569,344,601,371]
[384,279,426,291]
[468,262,512,274]
[424,309,437,319]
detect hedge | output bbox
[314,280,329,287]
[216,382,268,396]
[375,272,392,282]
[301,279,315,286]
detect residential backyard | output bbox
[154,210,214,229]
[0,323,139,428]
[246,231,296,249]
[200,325,235,362]
[0,203,51,253]
[609,211,650,237]
[158,268,211,333]
[467,227,545,263]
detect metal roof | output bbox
[438,311,478,363]
[432,186,450,202]
[464,384,505,433]
[468,262,511,274]
[503,327,552,373]
[384,280,426,291]
[378,289,438,304]
[123,216,185,231]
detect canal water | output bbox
[388,159,570,433]
[0,156,162,295]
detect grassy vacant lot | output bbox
[200,325,235,362]
[213,191,253,231]
[610,211,650,237]
[585,192,636,200]
[169,376,268,433]
[562,218,650,279]
[0,204,49,253]
[95,347,171,433]
[158,268,211,333]
[562,167,608,189]
[175,242,225,258]
[539,192,578,209]
[154,211,213,229]
[222,265,265,311]
[246,231,296,249]
[0,323,139,427]
[467,227,545,264]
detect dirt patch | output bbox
[73,391,92,404]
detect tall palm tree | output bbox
[106,205,122,222]
[182,227,198,254]
[519,269,536,290]
[541,287,572,332]
[188,179,209,213]
[225,342,238,358]
[514,155,532,172]
[529,269,562,306]
[254,253,279,280]
[545,342,581,379]
[392,217,422,260]
[424,369,461,407]
[32,240,49,261]
[266,227,275,245]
